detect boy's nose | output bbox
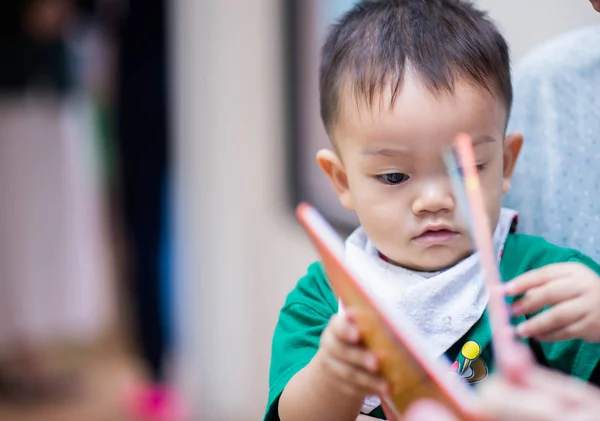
[412,181,455,215]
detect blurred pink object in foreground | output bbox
[125,383,188,421]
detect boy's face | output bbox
[318,72,522,272]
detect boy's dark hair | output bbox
[320,0,512,135]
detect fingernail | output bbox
[516,323,529,338]
[366,355,379,371]
[348,326,359,342]
[504,283,515,295]
[511,303,523,316]
[345,309,356,323]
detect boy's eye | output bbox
[378,173,410,185]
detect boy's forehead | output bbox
[332,74,507,149]
[359,135,497,156]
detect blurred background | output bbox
[0,0,596,420]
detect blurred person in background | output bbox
[0,0,112,402]
[504,0,600,260]
[114,0,170,387]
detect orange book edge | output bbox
[452,133,534,381]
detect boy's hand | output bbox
[505,262,600,342]
[315,311,388,399]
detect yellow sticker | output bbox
[461,341,482,360]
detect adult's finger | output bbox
[404,400,460,421]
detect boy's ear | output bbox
[316,149,355,211]
[501,132,524,194]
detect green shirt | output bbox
[264,234,600,420]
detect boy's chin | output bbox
[395,250,471,273]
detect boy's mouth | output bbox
[413,226,459,245]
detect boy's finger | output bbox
[516,300,585,338]
[504,263,581,296]
[503,266,558,296]
[330,341,380,373]
[327,357,388,396]
[511,278,580,316]
[330,313,360,344]
[535,319,588,342]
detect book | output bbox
[296,203,476,421]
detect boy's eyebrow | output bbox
[472,135,498,145]
[361,135,498,156]
[360,147,406,157]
